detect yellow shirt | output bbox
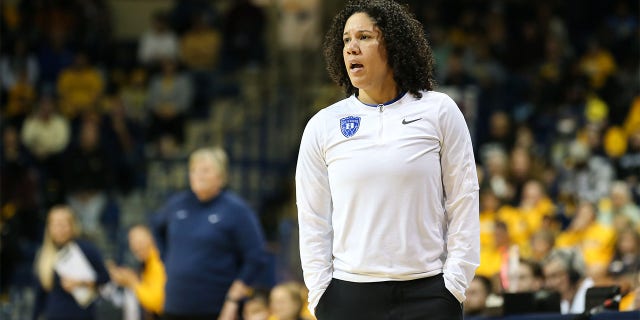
[498,206,530,250]
[479,209,498,249]
[579,50,616,89]
[180,30,222,71]
[522,198,555,233]
[57,67,104,118]
[555,223,615,267]
[476,245,504,278]
[134,248,166,314]
[624,96,640,135]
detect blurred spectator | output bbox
[3,62,37,126]
[514,259,544,293]
[179,12,222,114]
[599,181,640,231]
[119,67,149,126]
[20,95,70,206]
[108,224,166,319]
[168,0,218,35]
[542,249,594,314]
[478,187,501,263]
[579,38,617,91]
[144,134,188,207]
[443,47,477,88]
[152,147,268,319]
[146,58,192,146]
[556,201,615,281]
[36,27,74,91]
[62,117,116,245]
[477,220,511,284]
[530,229,556,263]
[558,140,615,204]
[102,94,146,195]
[32,205,110,320]
[243,289,270,320]
[276,0,321,52]
[505,8,544,73]
[509,148,541,205]
[221,0,266,72]
[1,39,39,115]
[481,147,514,203]
[618,125,640,201]
[608,227,640,280]
[501,180,556,259]
[56,51,104,119]
[611,228,640,312]
[533,36,572,112]
[463,275,492,319]
[479,111,515,165]
[138,11,179,69]
[30,0,78,44]
[73,0,113,63]
[269,281,307,320]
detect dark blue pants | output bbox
[315,273,462,320]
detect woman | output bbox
[295,1,480,319]
[108,224,166,319]
[152,147,268,320]
[32,205,110,320]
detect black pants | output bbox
[315,274,462,320]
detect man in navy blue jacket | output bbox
[152,147,269,320]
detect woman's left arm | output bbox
[79,240,111,286]
[232,204,269,291]
[438,95,480,303]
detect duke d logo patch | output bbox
[340,116,361,138]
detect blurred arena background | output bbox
[0,0,638,319]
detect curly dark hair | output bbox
[323,0,436,99]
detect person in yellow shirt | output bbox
[179,13,222,72]
[555,201,615,282]
[499,180,557,259]
[578,39,616,89]
[56,52,104,119]
[108,224,166,318]
[477,219,511,286]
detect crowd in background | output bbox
[0,0,638,319]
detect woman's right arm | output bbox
[295,112,333,315]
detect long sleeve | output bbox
[134,249,166,314]
[295,111,333,313]
[232,203,268,285]
[77,240,111,286]
[438,95,480,303]
[172,75,193,113]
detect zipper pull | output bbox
[378,104,384,113]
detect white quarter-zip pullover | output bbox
[296,91,480,312]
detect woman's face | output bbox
[270,287,300,320]
[189,156,223,201]
[128,227,152,261]
[49,209,74,246]
[343,12,395,98]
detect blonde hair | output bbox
[189,146,229,187]
[34,205,81,291]
[271,281,306,314]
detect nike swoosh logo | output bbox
[402,118,422,125]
